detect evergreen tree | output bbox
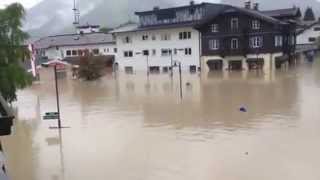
[0,3,32,103]
[304,7,316,21]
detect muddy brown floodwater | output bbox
[1,57,320,180]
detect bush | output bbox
[78,51,106,81]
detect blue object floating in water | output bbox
[240,107,247,112]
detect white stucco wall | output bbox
[297,24,320,45]
[44,43,117,60]
[114,27,200,72]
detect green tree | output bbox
[0,3,32,103]
[78,51,106,81]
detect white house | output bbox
[111,2,221,74]
[112,23,201,73]
[33,26,117,61]
[297,21,320,45]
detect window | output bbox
[66,50,71,56]
[161,49,171,56]
[104,48,106,53]
[314,27,320,31]
[189,8,195,15]
[143,50,149,56]
[149,66,160,74]
[309,37,316,42]
[250,36,263,48]
[161,34,171,41]
[152,35,156,40]
[209,39,219,50]
[142,34,149,41]
[231,38,239,49]
[163,67,169,73]
[125,67,134,74]
[123,36,132,43]
[152,49,156,56]
[275,35,283,47]
[184,48,192,55]
[114,48,117,53]
[211,24,219,33]
[72,50,77,56]
[179,32,191,40]
[174,48,178,55]
[190,66,197,73]
[124,51,133,57]
[92,49,99,55]
[252,20,260,30]
[231,18,239,30]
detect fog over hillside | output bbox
[25,0,320,37]
[25,0,195,37]
[222,0,320,14]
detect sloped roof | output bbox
[261,8,301,18]
[196,5,287,29]
[297,21,320,35]
[34,32,115,49]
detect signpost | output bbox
[43,64,69,129]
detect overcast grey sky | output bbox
[0,0,42,8]
[0,0,222,9]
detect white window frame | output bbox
[231,38,239,49]
[161,34,171,41]
[124,51,133,57]
[161,49,171,56]
[123,36,132,44]
[184,48,192,55]
[231,18,239,30]
[179,32,192,40]
[152,49,156,56]
[252,20,260,30]
[211,24,219,33]
[250,36,263,48]
[142,34,149,41]
[209,39,219,50]
[275,35,283,47]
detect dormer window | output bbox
[211,24,219,33]
[231,18,239,30]
[231,38,239,49]
[189,8,195,15]
[252,20,260,30]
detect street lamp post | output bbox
[171,48,184,99]
[54,65,62,129]
[173,61,183,99]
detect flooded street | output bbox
[1,57,320,180]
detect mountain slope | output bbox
[221,0,320,15]
[25,0,190,37]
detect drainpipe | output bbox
[198,31,202,73]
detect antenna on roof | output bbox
[72,0,80,26]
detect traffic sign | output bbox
[43,112,59,120]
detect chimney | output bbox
[253,3,259,10]
[190,1,195,6]
[153,6,160,11]
[245,1,251,9]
